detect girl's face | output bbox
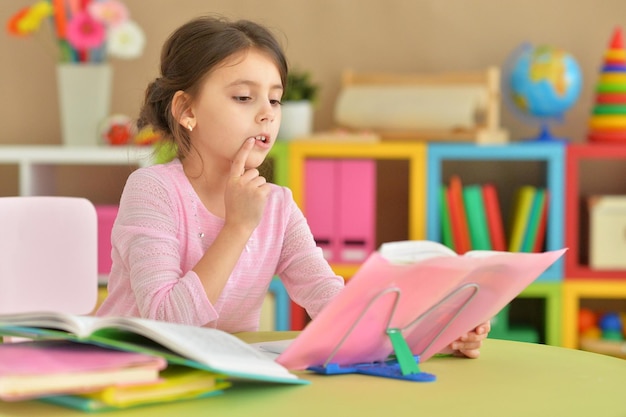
[188,48,283,172]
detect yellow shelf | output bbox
[562,280,626,349]
[288,140,427,241]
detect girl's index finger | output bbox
[231,138,255,176]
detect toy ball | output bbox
[581,326,601,339]
[602,329,624,341]
[578,308,597,334]
[598,311,623,332]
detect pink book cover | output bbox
[0,340,167,401]
[95,205,119,275]
[337,160,376,263]
[277,241,566,370]
[305,159,338,262]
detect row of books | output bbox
[441,175,548,254]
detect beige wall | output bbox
[2,0,626,145]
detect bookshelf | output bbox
[562,144,626,352]
[285,139,427,329]
[424,142,565,345]
[288,140,427,281]
[562,281,626,349]
[426,142,565,280]
[9,141,626,348]
[564,143,626,279]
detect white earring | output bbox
[187,122,193,132]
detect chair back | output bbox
[0,196,98,315]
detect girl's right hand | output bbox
[224,138,271,231]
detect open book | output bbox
[0,314,305,385]
[277,240,566,370]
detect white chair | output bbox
[0,196,98,315]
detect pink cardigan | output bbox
[97,159,344,332]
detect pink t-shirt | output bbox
[97,159,344,333]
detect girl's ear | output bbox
[172,90,195,132]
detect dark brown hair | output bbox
[138,16,288,159]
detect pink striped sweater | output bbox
[96,159,344,332]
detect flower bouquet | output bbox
[8,0,147,146]
[7,0,145,63]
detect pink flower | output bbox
[88,0,129,27]
[66,10,106,50]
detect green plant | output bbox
[283,70,319,102]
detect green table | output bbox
[1,332,624,417]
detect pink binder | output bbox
[304,160,338,262]
[337,160,376,263]
[95,205,119,276]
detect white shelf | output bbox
[0,145,154,196]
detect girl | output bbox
[97,15,489,358]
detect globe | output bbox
[504,43,583,141]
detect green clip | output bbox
[386,328,421,376]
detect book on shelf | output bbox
[532,191,549,253]
[277,240,566,371]
[442,180,506,252]
[439,185,454,249]
[0,339,167,401]
[447,175,471,254]
[463,184,491,250]
[508,185,536,252]
[522,188,548,253]
[482,183,506,251]
[0,314,306,386]
[41,365,230,411]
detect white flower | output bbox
[106,20,145,59]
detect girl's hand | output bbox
[441,320,491,359]
[224,138,271,231]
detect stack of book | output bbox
[441,176,548,254]
[0,313,306,411]
[0,340,227,411]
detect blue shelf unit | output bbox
[426,142,565,281]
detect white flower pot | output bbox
[56,64,112,146]
[278,100,313,141]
